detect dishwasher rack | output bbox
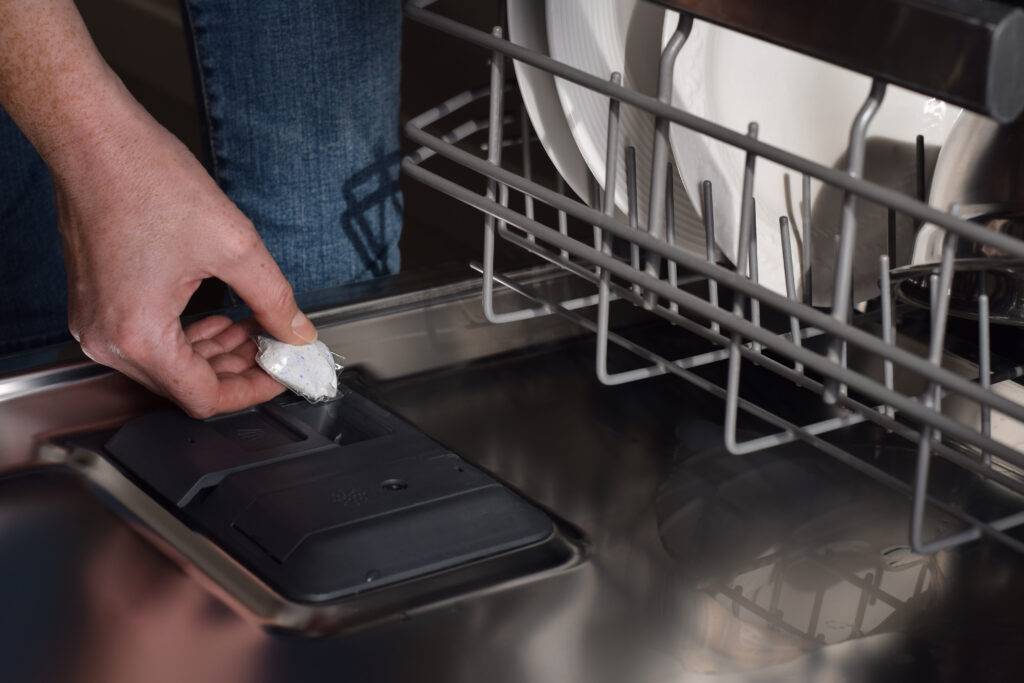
[402,0,1024,556]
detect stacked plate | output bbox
[509,0,708,279]
[508,0,962,300]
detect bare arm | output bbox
[0,0,317,417]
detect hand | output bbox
[0,0,314,416]
[56,102,317,417]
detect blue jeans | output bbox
[0,0,402,354]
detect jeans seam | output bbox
[181,0,221,183]
[181,0,237,308]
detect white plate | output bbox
[911,110,984,265]
[508,0,593,205]
[663,13,960,303]
[546,0,707,260]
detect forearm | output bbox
[0,0,143,178]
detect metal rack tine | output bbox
[780,216,803,374]
[749,200,762,354]
[481,25,548,324]
[966,208,992,466]
[824,79,887,404]
[644,18,694,306]
[598,71,659,385]
[929,273,939,322]
[724,122,760,453]
[879,254,895,418]
[481,26,509,321]
[911,231,963,553]
[520,101,535,242]
[626,145,642,296]
[979,292,992,467]
[801,174,812,305]
[915,133,927,228]
[702,180,719,331]
[589,174,603,273]
[665,162,678,313]
[555,175,569,261]
[595,72,622,269]
[887,208,897,267]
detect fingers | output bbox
[143,326,224,418]
[157,318,283,416]
[208,339,260,374]
[209,353,252,375]
[216,230,316,345]
[214,367,286,414]
[184,315,234,344]
[189,320,253,360]
[83,313,289,418]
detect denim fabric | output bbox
[0,107,68,354]
[0,0,403,353]
[182,0,403,292]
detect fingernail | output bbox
[291,311,317,343]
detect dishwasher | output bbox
[4,1,1024,681]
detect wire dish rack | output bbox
[402,0,1024,555]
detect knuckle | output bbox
[266,279,295,311]
[223,224,262,261]
[68,321,84,344]
[106,318,153,362]
[77,335,108,365]
[74,324,112,366]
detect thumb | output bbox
[218,232,317,345]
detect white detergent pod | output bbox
[255,335,341,403]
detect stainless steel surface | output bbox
[652,0,1024,123]
[4,278,1024,680]
[403,0,1024,555]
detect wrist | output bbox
[39,68,153,186]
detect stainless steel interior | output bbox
[5,272,1024,682]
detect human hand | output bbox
[0,0,314,417]
[55,101,316,418]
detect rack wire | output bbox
[402,0,1024,555]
